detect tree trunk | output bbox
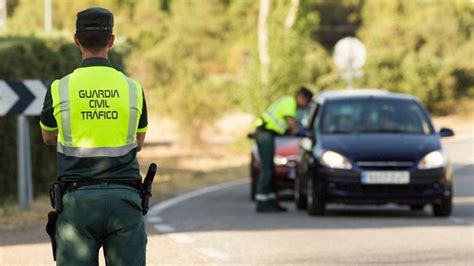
[0,0,7,31]
[285,0,300,30]
[258,0,271,88]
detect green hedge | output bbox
[0,36,125,201]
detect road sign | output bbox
[0,79,49,210]
[333,37,366,71]
[333,37,367,89]
[0,80,48,116]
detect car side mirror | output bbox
[300,137,313,152]
[439,127,454,138]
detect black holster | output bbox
[46,182,63,261]
[49,182,63,213]
[46,211,58,261]
[141,163,157,216]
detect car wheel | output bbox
[432,197,452,217]
[307,177,326,216]
[410,204,425,211]
[294,173,307,210]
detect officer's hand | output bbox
[137,133,146,152]
[41,129,58,146]
[286,117,299,135]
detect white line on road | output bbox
[167,233,195,244]
[147,181,244,262]
[448,217,473,226]
[453,163,474,173]
[442,134,473,144]
[148,179,248,217]
[147,216,163,224]
[197,247,230,260]
[153,224,176,233]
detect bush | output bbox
[359,0,474,114]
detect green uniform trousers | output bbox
[255,128,277,207]
[56,183,147,266]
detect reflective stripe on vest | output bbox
[124,75,138,144]
[57,142,137,158]
[59,75,72,146]
[262,110,287,134]
[55,70,141,157]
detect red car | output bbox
[249,136,301,200]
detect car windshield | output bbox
[320,98,433,135]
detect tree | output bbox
[359,0,474,113]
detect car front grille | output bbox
[334,184,441,196]
[356,161,414,171]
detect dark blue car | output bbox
[295,89,455,217]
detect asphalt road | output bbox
[146,136,474,265]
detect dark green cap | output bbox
[76,7,113,33]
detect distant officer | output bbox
[254,87,313,212]
[40,7,148,265]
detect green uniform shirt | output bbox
[40,57,148,181]
[255,96,297,135]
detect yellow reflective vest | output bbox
[39,58,147,181]
[255,96,297,135]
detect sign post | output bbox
[17,115,33,210]
[1,80,48,210]
[333,37,367,89]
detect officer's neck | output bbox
[81,49,109,60]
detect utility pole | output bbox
[44,0,52,32]
[0,0,7,31]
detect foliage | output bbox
[3,0,473,119]
[359,0,474,114]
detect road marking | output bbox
[153,224,175,233]
[147,216,163,224]
[448,217,473,226]
[443,134,473,144]
[453,196,474,204]
[197,247,230,260]
[148,179,248,216]
[453,163,474,173]
[167,233,195,244]
[147,180,246,261]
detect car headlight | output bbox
[418,150,447,169]
[274,155,288,166]
[320,150,352,169]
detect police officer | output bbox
[40,7,148,265]
[254,87,313,212]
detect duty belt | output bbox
[61,179,142,193]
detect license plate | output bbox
[361,171,410,184]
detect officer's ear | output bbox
[73,34,82,49]
[107,34,115,49]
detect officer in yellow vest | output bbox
[254,87,313,212]
[40,7,148,265]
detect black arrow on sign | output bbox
[6,81,36,115]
